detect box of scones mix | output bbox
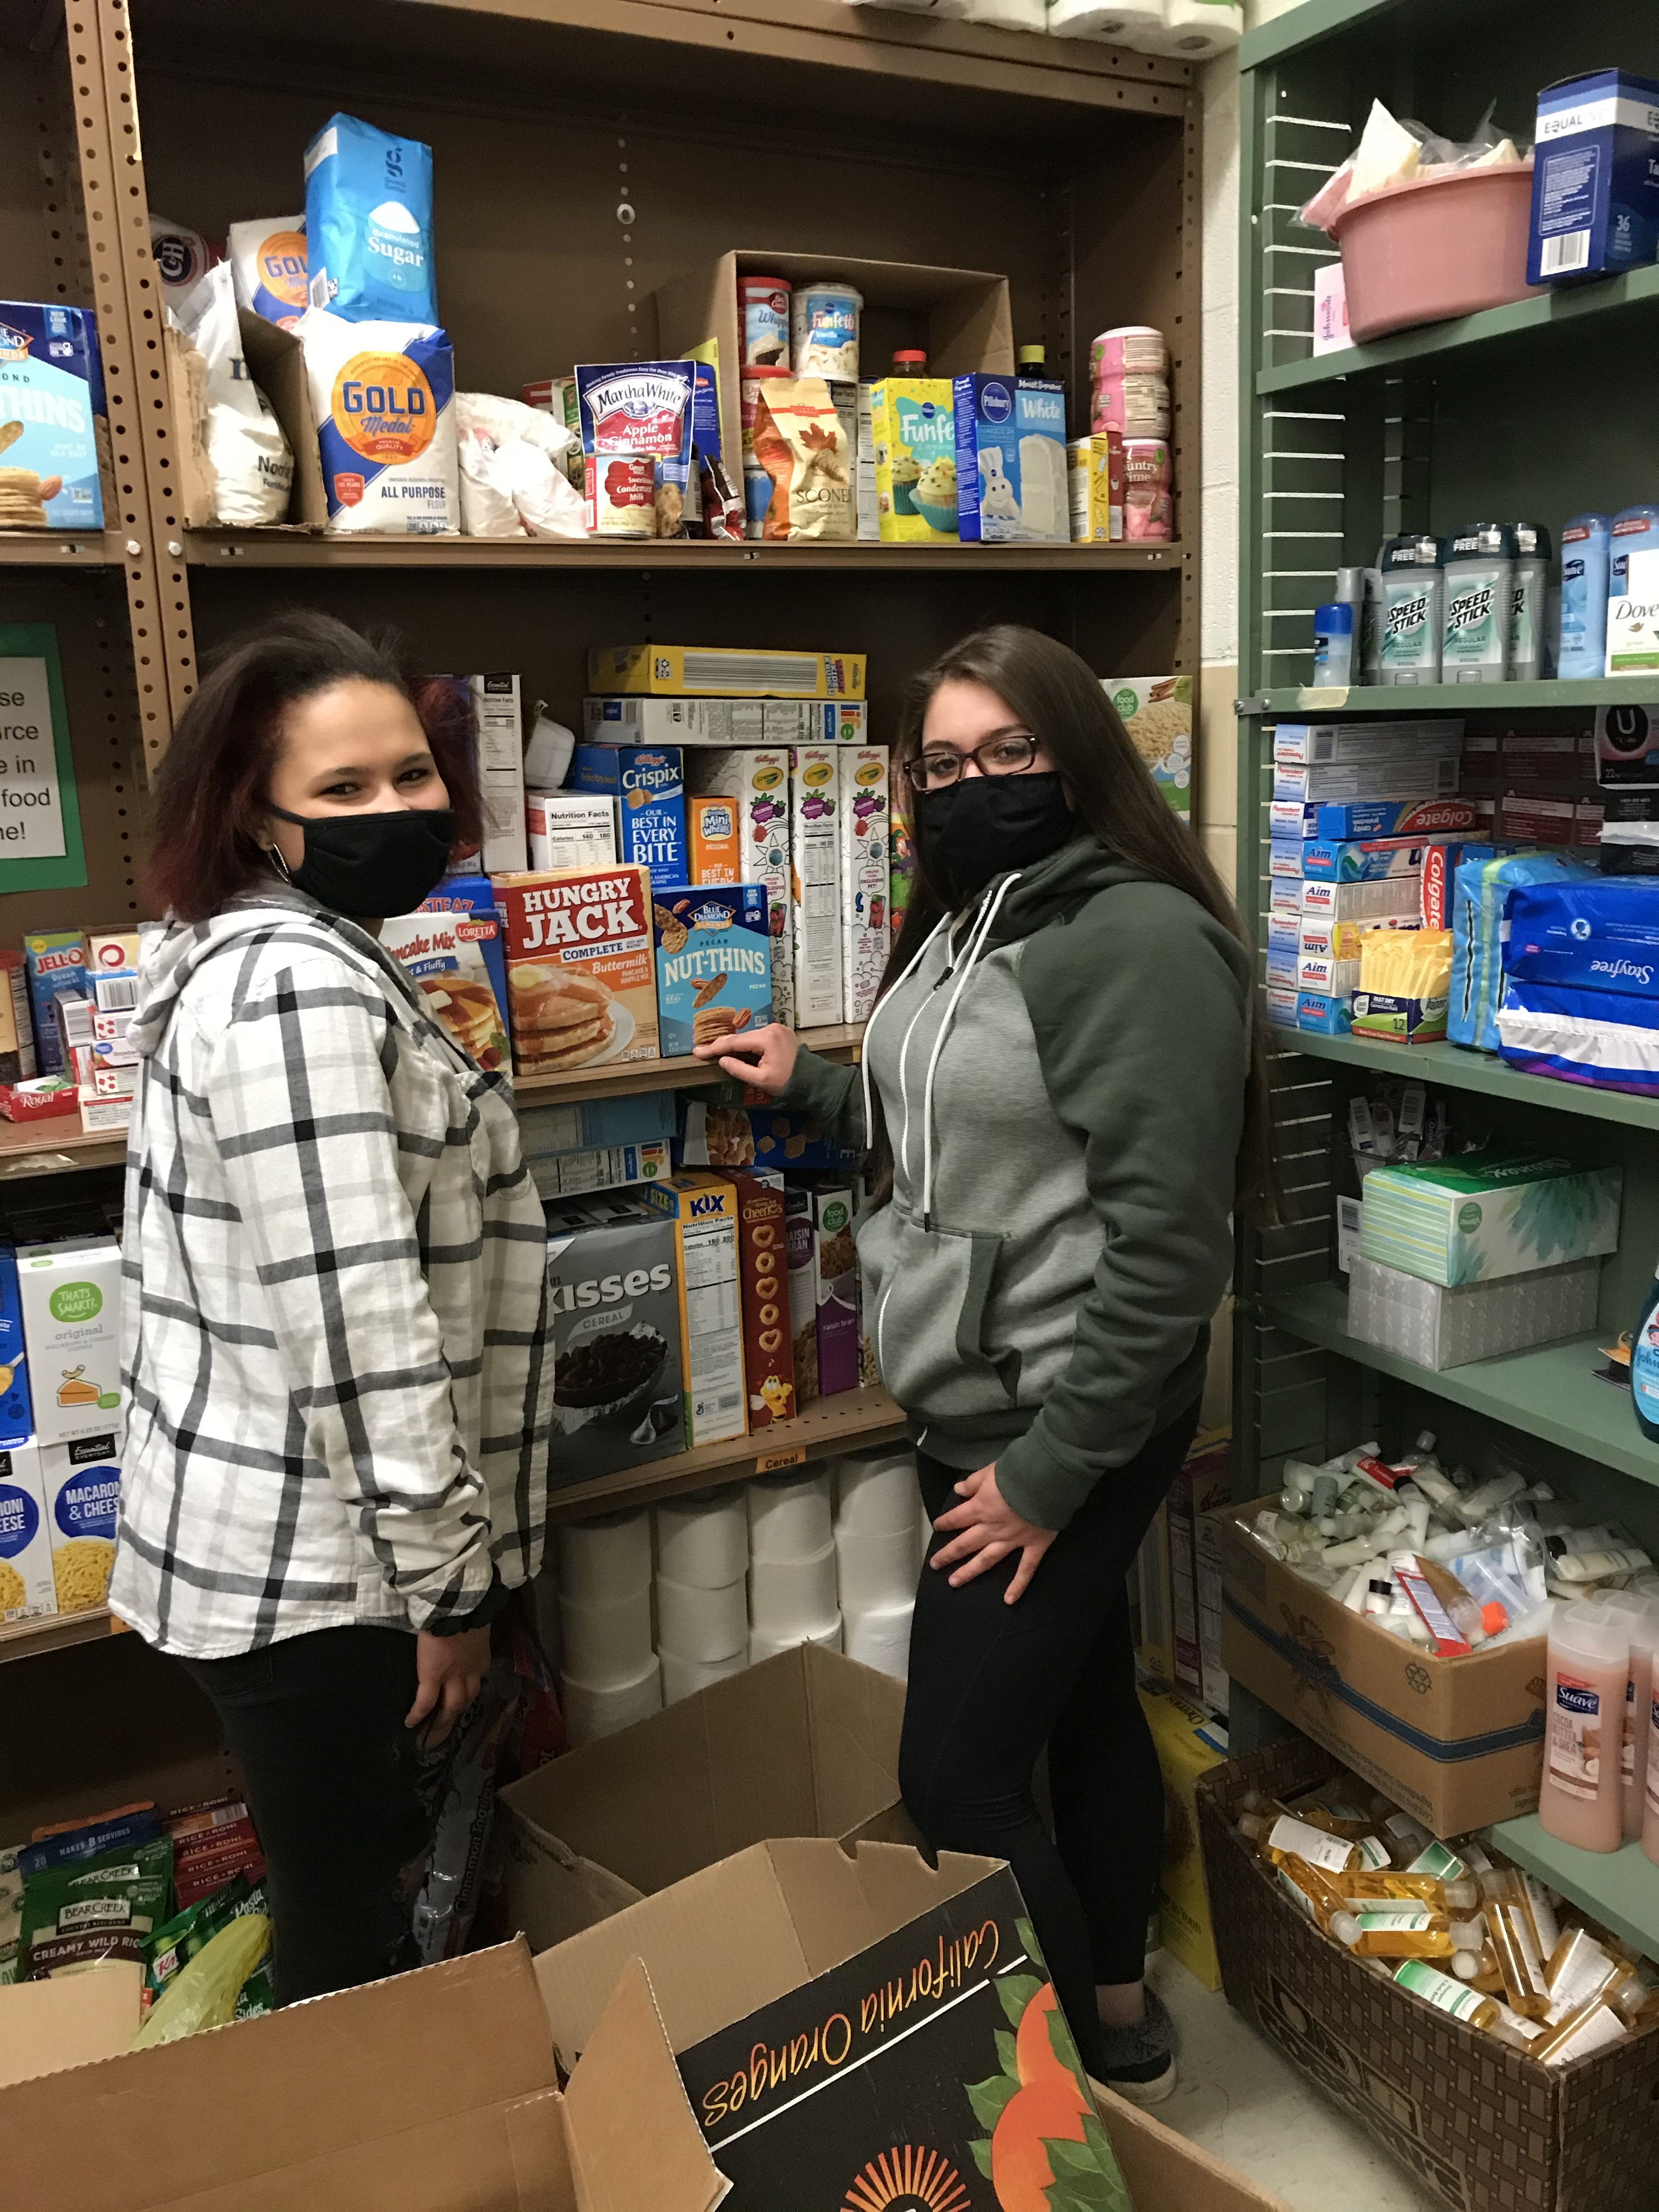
[494,865,659,1074]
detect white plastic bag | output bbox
[454,391,584,540]
[170,263,293,526]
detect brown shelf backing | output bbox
[186,533,1188,573]
[546,1383,907,1521]
[516,1021,864,1104]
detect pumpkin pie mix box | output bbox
[493,866,659,1075]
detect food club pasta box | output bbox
[839,746,889,1022]
[0,302,105,529]
[684,748,793,1028]
[15,1235,124,1446]
[493,865,659,1076]
[652,884,772,1058]
[40,1430,119,1615]
[0,1438,53,1621]
[643,1170,748,1447]
[569,743,687,891]
[728,1168,795,1427]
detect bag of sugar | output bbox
[298,307,457,535]
[304,113,436,325]
[228,218,308,330]
[170,263,293,526]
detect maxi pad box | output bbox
[16,1237,124,1446]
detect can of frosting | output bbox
[738,275,791,369]
[791,280,862,380]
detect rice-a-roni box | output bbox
[1107,674,1192,820]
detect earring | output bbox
[267,844,292,884]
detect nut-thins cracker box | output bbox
[494,865,659,1075]
[0,303,104,529]
[653,884,772,1058]
[728,1167,795,1428]
[644,1170,748,1447]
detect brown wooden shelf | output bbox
[514,1022,864,1105]
[546,1383,906,1522]
[186,532,1187,574]
[0,1116,127,1179]
[0,1604,127,1666]
[0,532,122,567]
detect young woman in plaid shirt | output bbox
[111,612,551,2004]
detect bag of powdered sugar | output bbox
[297,307,458,535]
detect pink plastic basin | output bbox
[1330,161,1542,344]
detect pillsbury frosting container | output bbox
[1441,523,1515,683]
[791,280,862,380]
[738,275,791,369]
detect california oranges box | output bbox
[493,866,659,1076]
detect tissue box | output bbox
[1348,1253,1602,1371]
[1358,1152,1623,1287]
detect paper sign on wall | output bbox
[0,630,86,890]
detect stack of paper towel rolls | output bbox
[555,1509,661,1744]
[654,1488,751,1704]
[748,1469,842,1661]
[834,1448,923,1679]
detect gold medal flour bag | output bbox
[752,378,854,541]
[298,306,458,534]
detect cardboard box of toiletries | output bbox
[1140,1684,1228,1990]
[1197,1736,1659,2212]
[684,748,794,1028]
[642,1170,748,1448]
[498,1643,912,1948]
[1217,1502,1546,1835]
[543,1191,683,1486]
[585,696,867,746]
[15,1237,124,1445]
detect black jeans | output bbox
[900,1404,1199,2079]
[179,1624,430,2007]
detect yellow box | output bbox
[588,644,866,699]
[870,379,958,544]
[642,1170,748,1448]
[1139,1684,1228,1990]
[1067,436,1121,543]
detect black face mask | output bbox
[269,805,456,918]
[914,772,1074,907]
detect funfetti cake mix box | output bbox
[493,865,659,1074]
[0,303,104,530]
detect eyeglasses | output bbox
[903,734,1041,791]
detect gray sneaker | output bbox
[1091,1985,1177,2106]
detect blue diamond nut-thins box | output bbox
[0,304,104,529]
[653,884,772,1057]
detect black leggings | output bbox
[178,1624,430,2007]
[900,1405,1199,2079]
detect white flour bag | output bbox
[454,391,584,539]
[228,218,308,329]
[170,263,293,526]
[297,307,458,535]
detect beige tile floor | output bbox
[1147,1954,1444,2211]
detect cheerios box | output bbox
[652,883,772,1058]
[40,1431,119,1615]
[493,866,659,1076]
[0,1439,53,1621]
[15,1236,124,1446]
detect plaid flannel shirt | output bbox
[110,887,551,1657]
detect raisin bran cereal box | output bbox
[728,1167,795,1428]
[653,884,772,1058]
[493,865,658,1075]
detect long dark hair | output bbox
[884,625,1279,1225]
[146,611,484,923]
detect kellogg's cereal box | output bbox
[653,884,772,1058]
[790,747,843,1026]
[684,748,793,1027]
[569,743,687,891]
[493,865,658,1075]
[687,794,741,882]
[838,747,889,1022]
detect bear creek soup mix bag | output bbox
[20,1837,173,1978]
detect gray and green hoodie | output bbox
[783,834,1250,1531]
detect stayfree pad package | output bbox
[1504,878,1659,996]
[1446,851,1595,1051]
[1358,1151,1622,1287]
[298,308,456,534]
[1497,975,1659,1096]
[304,114,436,324]
[0,302,103,529]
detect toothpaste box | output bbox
[1267,913,1301,960]
[0,303,104,529]
[1266,944,1296,988]
[1528,70,1659,284]
[652,883,772,1058]
[789,746,843,1028]
[0,1439,53,1621]
[1268,797,1480,842]
[1273,757,1461,805]
[1269,876,1305,918]
[839,746,889,1022]
[1299,837,1438,883]
[526,792,618,874]
[569,743,687,890]
[1266,984,1300,1029]
[1271,719,1464,766]
[683,748,793,1028]
[1297,953,1360,996]
[1300,876,1423,923]
[583,696,867,746]
[22,932,86,1078]
[1296,989,1353,1036]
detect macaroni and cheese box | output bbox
[812,1185,860,1398]
[0,1439,53,1622]
[790,747,843,1027]
[588,645,866,699]
[869,379,957,543]
[21,932,86,1078]
[568,743,687,891]
[684,748,793,1028]
[642,1171,748,1447]
[0,1246,33,1447]
[544,1193,684,1485]
[838,747,889,1023]
[379,909,509,1075]
[652,884,772,1057]
[40,1431,119,1616]
[728,1168,795,1429]
[493,865,659,1075]
[0,302,104,529]
[16,1237,123,1446]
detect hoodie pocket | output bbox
[865,1211,1018,1418]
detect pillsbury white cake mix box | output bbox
[0,304,104,529]
[951,375,1068,545]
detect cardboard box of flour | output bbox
[493,866,659,1075]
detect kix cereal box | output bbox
[687,795,741,883]
[643,1171,747,1447]
[870,379,957,543]
[684,749,793,1027]
[729,1168,795,1428]
[653,884,772,1058]
[569,742,687,892]
[493,865,658,1075]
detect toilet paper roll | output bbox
[835,1450,922,1538]
[660,1646,749,1706]
[749,1543,839,1634]
[749,1613,842,1664]
[1046,0,1163,42]
[748,1469,833,1564]
[964,0,1046,25]
[656,1489,749,1589]
[560,1655,662,1746]
[655,1572,749,1663]
[557,1587,654,1686]
[835,1524,922,1610]
[844,1599,915,1680]
[1148,0,1240,54]
[557,1508,651,1604]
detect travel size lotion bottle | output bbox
[1540,1604,1630,1854]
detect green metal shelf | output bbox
[1257,676,1659,716]
[1262,1280,1657,1486]
[1257,264,1659,397]
[1485,1817,1659,1966]
[1238,0,1402,69]
[1280,1031,1659,1136]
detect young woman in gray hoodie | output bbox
[696,625,1273,2101]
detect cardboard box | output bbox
[1139,1685,1228,1989]
[681,1102,863,1175]
[1218,1502,1547,1832]
[589,643,866,700]
[838,746,889,1023]
[167,307,328,531]
[1106,675,1192,821]
[0,1245,33,1447]
[728,1169,795,1428]
[379,908,509,1075]
[1133,1499,1174,1678]
[21,931,85,1079]
[1198,1737,1659,2212]
[568,741,687,890]
[870,376,957,542]
[644,1170,747,1448]
[524,791,618,872]
[16,1237,124,1445]
[585,696,867,745]
[0,955,35,1087]
[652,883,772,1058]
[39,1430,119,1616]
[0,1961,142,2086]
[499,1642,910,1948]
[544,1191,684,1486]
[686,794,740,882]
[493,864,659,1073]
[432,673,525,875]
[0,1937,726,2212]
[0,1438,53,1621]
[812,1184,859,1398]
[517,1090,675,1158]
[790,745,843,1026]
[415,873,508,1011]
[684,747,793,1028]
[527,1137,670,1202]
[1068,431,1124,543]
[784,1183,819,1406]
[1528,69,1659,285]
[0,302,103,528]
[1167,1426,1231,1711]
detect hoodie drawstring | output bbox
[918,872,1022,1230]
[860,912,949,1169]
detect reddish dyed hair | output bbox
[145,610,485,923]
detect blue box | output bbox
[517,1091,676,1155]
[1528,72,1659,284]
[0,1246,33,1448]
[952,375,1068,545]
[1299,838,1432,883]
[569,743,687,891]
[1313,798,1480,842]
[0,303,104,529]
[1296,988,1353,1036]
[652,884,772,1056]
[417,873,507,1022]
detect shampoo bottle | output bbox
[1632,1267,1659,1442]
[1539,1604,1630,1854]
[1600,1590,1659,1838]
